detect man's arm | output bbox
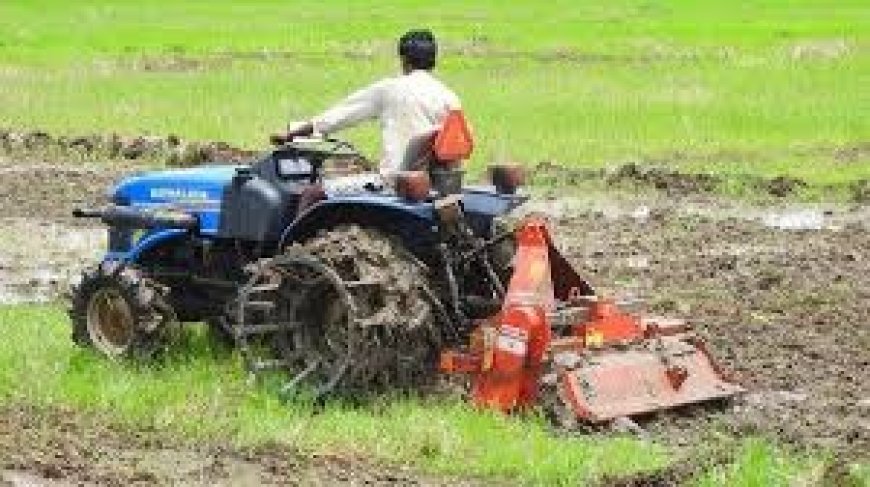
[312,80,388,134]
[272,80,389,144]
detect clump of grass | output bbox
[693,439,828,487]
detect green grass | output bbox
[694,439,817,487]
[0,0,867,193]
[694,439,870,487]
[0,304,668,484]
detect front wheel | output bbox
[69,263,176,359]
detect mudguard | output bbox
[104,228,188,264]
[461,187,527,217]
[278,197,436,253]
[279,189,526,250]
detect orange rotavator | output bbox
[440,216,743,425]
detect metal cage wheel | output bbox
[235,254,359,401]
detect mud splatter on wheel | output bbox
[235,225,443,400]
[69,263,176,359]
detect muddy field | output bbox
[0,159,868,483]
[0,162,121,303]
[527,198,869,461]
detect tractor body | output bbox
[79,141,523,325]
[71,135,741,428]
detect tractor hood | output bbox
[112,165,243,207]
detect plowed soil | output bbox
[1,160,868,482]
[526,198,869,461]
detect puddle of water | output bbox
[1,469,71,486]
[0,219,105,305]
[30,267,61,286]
[761,209,825,230]
[629,205,651,222]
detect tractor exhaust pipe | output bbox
[73,205,198,230]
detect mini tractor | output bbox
[71,112,742,426]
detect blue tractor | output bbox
[70,137,526,397]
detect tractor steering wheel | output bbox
[278,135,365,161]
[321,136,361,156]
[272,135,376,183]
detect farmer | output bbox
[272,29,461,185]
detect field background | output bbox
[0,1,868,485]
[0,0,867,189]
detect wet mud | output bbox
[0,218,103,303]
[536,199,869,460]
[0,164,121,220]
[0,163,125,303]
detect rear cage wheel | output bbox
[233,225,445,401]
[234,253,358,399]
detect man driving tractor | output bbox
[271,29,462,184]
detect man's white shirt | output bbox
[311,70,461,179]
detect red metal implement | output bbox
[439,216,743,423]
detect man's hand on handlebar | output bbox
[270,121,315,145]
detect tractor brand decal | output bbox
[149,187,211,201]
[496,325,528,356]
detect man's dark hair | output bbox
[398,29,438,70]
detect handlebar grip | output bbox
[269,133,291,145]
